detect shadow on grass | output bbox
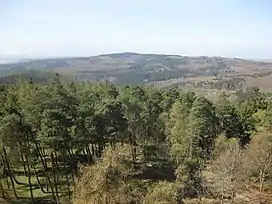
[7,195,54,204]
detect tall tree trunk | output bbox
[68,147,78,181]
[32,165,46,193]
[84,146,89,164]
[91,144,95,156]
[25,133,35,203]
[82,147,86,157]
[20,153,28,177]
[43,173,49,192]
[86,145,92,164]
[129,133,137,169]
[51,152,59,204]
[98,143,103,157]
[2,149,18,199]
[54,151,60,186]
[0,180,5,199]
[65,167,71,199]
[32,138,54,195]
[4,172,10,190]
[259,169,265,192]
[95,144,99,157]
[0,155,10,190]
[44,159,49,192]
[25,154,35,203]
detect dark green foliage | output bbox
[189,96,220,159]
[0,77,270,203]
[218,101,251,146]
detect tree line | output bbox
[0,75,272,203]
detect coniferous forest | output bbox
[1,75,272,204]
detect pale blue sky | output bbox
[1,0,272,58]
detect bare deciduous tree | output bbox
[211,138,242,204]
[245,132,272,192]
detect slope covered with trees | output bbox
[0,75,272,203]
[1,53,272,86]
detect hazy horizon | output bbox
[0,52,272,65]
[1,0,272,59]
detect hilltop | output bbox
[1,53,272,89]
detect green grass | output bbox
[2,166,71,204]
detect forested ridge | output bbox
[1,75,272,204]
[1,53,272,86]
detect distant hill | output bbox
[1,53,272,85]
[0,70,60,84]
[0,54,32,64]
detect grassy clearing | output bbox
[1,165,71,204]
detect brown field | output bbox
[246,74,272,91]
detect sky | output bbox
[0,0,272,59]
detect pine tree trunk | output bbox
[2,149,18,199]
[32,138,54,195]
[0,153,10,190]
[91,144,95,156]
[129,133,137,169]
[95,144,99,157]
[54,152,60,187]
[25,154,35,203]
[51,153,59,204]
[82,147,86,157]
[5,177,10,190]
[69,147,79,179]
[98,143,103,157]
[85,146,89,164]
[67,148,75,176]
[65,167,71,199]
[45,175,49,192]
[86,145,92,164]
[0,180,5,199]
[33,165,46,193]
[20,153,28,177]
[44,159,49,192]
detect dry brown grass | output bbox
[246,75,272,91]
[143,181,179,204]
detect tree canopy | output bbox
[0,76,271,203]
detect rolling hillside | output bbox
[0,53,272,87]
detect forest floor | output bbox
[2,159,272,204]
[2,167,69,204]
